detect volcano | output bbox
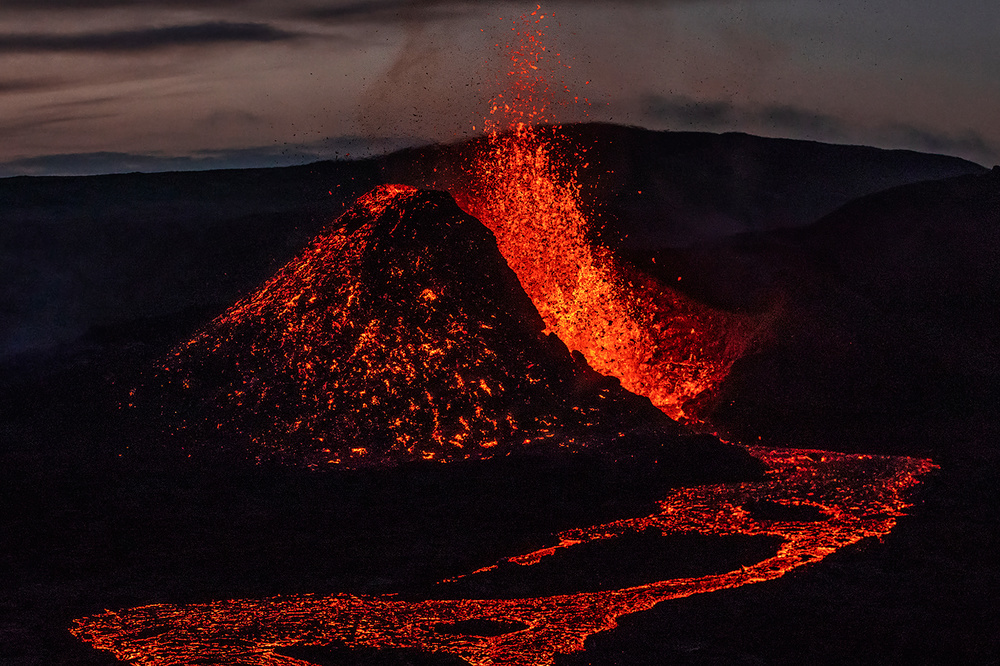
[2,125,994,666]
[152,183,711,469]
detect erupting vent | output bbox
[69,8,939,666]
[457,126,766,420]
[156,184,673,467]
[446,10,767,420]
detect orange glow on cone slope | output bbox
[156,184,675,467]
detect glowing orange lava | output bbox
[449,9,767,420]
[70,448,936,666]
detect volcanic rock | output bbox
[153,185,685,468]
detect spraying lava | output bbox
[448,8,767,420]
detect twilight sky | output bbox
[0,0,997,176]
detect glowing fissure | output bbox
[70,449,937,666]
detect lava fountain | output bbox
[449,8,768,420]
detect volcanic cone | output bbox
[155,185,681,468]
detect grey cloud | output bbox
[0,151,195,178]
[643,93,998,165]
[0,96,125,139]
[299,0,470,24]
[0,22,302,54]
[0,79,57,93]
[1,0,252,7]
[644,94,844,137]
[33,95,124,111]
[298,0,730,24]
[643,94,736,127]
[206,109,263,128]
[0,134,425,177]
[0,112,121,138]
[758,105,843,136]
[881,124,997,165]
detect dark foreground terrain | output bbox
[3,321,997,665]
[0,338,762,665]
[5,343,997,665]
[2,125,998,664]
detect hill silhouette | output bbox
[0,124,984,361]
[1,125,998,664]
[644,167,1000,452]
[380,123,985,248]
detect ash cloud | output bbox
[643,93,997,164]
[759,105,844,136]
[1,0,714,22]
[296,0,725,26]
[0,22,302,54]
[300,0,469,24]
[644,95,737,127]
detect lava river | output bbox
[71,449,935,665]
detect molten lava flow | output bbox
[70,448,937,666]
[449,10,765,420]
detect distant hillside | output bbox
[643,167,1000,452]
[0,162,382,359]
[381,123,986,248]
[0,123,985,360]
